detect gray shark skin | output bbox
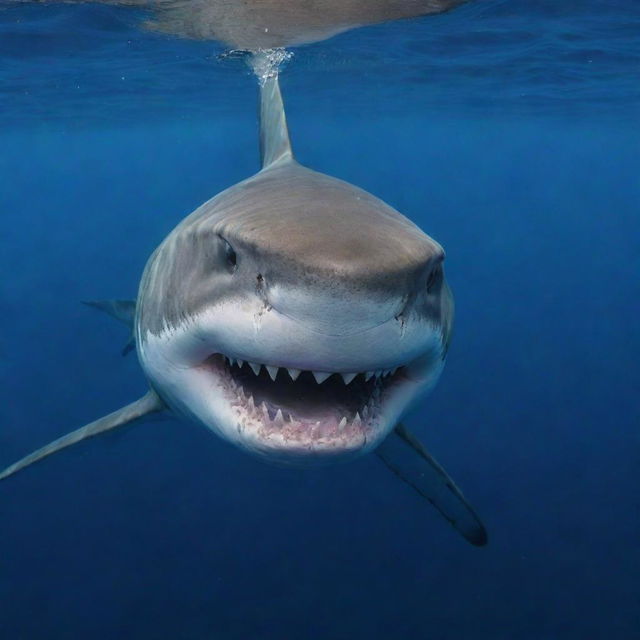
[0,58,486,546]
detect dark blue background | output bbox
[1,1,639,638]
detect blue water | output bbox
[1,1,639,638]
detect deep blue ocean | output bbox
[1,0,639,638]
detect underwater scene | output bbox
[0,0,638,637]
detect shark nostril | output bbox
[255,273,266,297]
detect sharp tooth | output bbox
[312,371,332,384]
[237,386,245,398]
[261,402,269,419]
[274,409,284,425]
[247,395,255,411]
[237,359,244,368]
[375,370,384,378]
[287,368,301,381]
[266,365,278,381]
[341,372,357,385]
[249,362,261,376]
[338,417,347,429]
[365,371,375,381]
[353,411,362,426]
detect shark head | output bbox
[136,69,453,465]
[137,163,452,465]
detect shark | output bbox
[0,55,487,546]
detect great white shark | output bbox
[0,56,487,546]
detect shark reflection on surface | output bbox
[7,0,468,48]
[131,0,468,48]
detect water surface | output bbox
[0,1,638,638]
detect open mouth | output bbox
[201,354,408,458]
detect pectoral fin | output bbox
[0,391,164,482]
[83,299,137,356]
[83,299,136,328]
[376,423,488,547]
[121,336,136,357]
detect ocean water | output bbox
[1,0,639,638]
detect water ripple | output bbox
[0,0,638,126]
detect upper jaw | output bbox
[152,300,442,375]
[218,354,402,385]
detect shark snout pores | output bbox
[220,219,443,337]
[259,266,440,337]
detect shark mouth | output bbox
[200,354,411,460]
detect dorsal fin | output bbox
[259,72,293,168]
[251,50,294,169]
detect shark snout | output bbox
[206,161,446,339]
[259,259,438,337]
[264,281,405,336]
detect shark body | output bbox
[1,61,486,546]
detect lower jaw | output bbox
[229,419,388,466]
[215,379,411,467]
[228,407,384,466]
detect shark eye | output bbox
[220,237,237,272]
[426,264,442,293]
